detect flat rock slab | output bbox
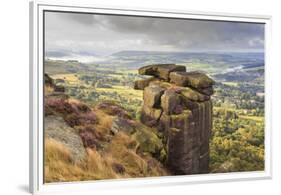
[180,87,210,102]
[139,64,186,80]
[196,86,214,96]
[169,71,215,89]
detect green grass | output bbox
[238,115,264,122]
[222,82,238,87]
[96,85,143,100]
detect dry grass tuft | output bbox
[84,149,119,179]
[44,98,168,183]
[44,139,86,182]
[44,138,119,183]
[106,132,168,177]
[45,132,168,183]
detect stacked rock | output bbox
[134,64,215,175]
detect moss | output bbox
[132,124,164,155]
[180,87,209,102]
[159,148,167,162]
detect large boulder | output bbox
[169,71,215,89]
[45,73,54,87]
[139,64,186,80]
[45,115,86,162]
[143,85,165,108]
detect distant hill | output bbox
[45,59,95,75]
[111,50,187,56]
[44,51,265,77]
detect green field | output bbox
[46,59,265,173]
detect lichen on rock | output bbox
[135,64,215,175]
[139,64,186,81]
[45,115,87,163]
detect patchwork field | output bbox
[44,52,265,179]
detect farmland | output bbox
[45,51,265,173]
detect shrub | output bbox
[96,101,132,119]
[45,97,98,126]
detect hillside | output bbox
[44,77,168,182]
[44,59,265,182]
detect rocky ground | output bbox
[44,75,168,183]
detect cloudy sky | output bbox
[45,11,264,60]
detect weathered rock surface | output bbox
[180,87,210,102]
[161,90,182,115]
[45,73,66,93]
[143,85,165,108]
[134,77,157,90]
[136,64,215,175]
[45,73,54,87]
[54,85,65,92]
[45,115,86,162]
[111,117,136,134]
[169,71,215,89]
[140,105,163,127]
[139,64,186,80]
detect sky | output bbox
[45,11,265,61]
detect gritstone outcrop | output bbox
[134,64,215,174]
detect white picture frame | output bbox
[29,0,272,194]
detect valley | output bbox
[45,51,265,175]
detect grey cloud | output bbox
[46,50,69,58]
[44,11,264,55]
[91,15,264,48]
